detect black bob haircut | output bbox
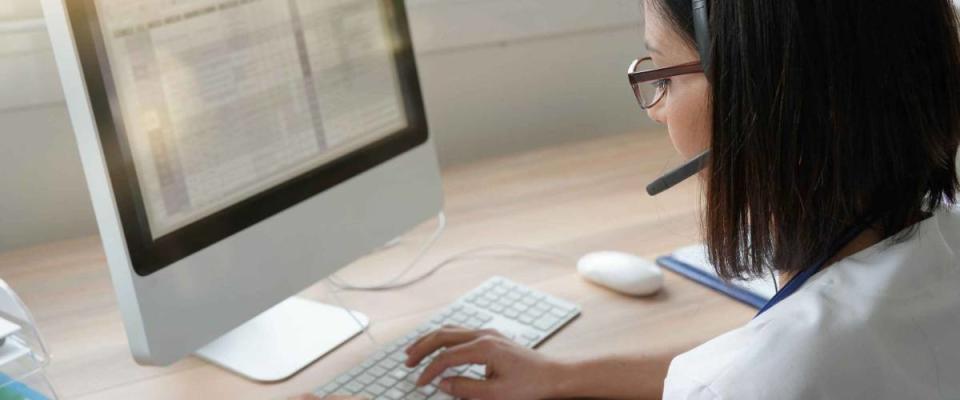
[650,0,960,279]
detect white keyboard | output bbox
[313,276,581,399]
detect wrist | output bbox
[543,359,585,399]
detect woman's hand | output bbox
[404,325,569,400]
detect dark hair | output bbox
[651,0,960,279]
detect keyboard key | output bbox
[369,366,388,377]
[428,392,455,400]
[533,315,561,331]
[382,358,400,369]
[550,307,568,318]
[466,369,485,379]
[533,302,550,313]
[547,299,574,312]
[417,384,438,396]
[522,332,542,341]
[357,373,376,385]
[389,369,409,380]
[467,364,487,378]
[344,381,364,393]
[335,375,351,384]
[524,305,547,318]
[367,383,388,395]
[466,317,485,328]
[385,388,406,399]
[319,382,340,394]
[408,393,428,400]
[379,376,399,388]
[396,380,417,392]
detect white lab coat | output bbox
[663,206,960,399]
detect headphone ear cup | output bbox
[693,0,711,71]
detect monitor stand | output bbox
[195,296,369,382]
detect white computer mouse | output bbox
[577,251,664,296]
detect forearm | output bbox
[547,349,682,400]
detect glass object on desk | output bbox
[0,279,57,400]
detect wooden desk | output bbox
[0,132,754,399]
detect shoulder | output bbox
[664,206,960,399]
[663,306,831,400]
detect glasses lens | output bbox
[632,59,667,109]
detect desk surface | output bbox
[0,132,754,400]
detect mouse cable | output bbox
[330,244,575,291]
[327,211,447,291]
[323,278,381,345]
[327,211,575,291]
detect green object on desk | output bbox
[0,374,48,400]
[0,387,27,400]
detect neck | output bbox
[776,211,929,289]
[778,228,883,288]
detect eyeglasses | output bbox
[627,57,703,110]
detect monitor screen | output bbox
[97,0,409,237]
[68,0,427,275]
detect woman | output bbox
[306,0,960,398]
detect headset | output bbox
[645,0,712,196]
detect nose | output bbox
[646,102,666,125]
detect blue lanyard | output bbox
[755,223,867,317]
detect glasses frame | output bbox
[628,57,703,109]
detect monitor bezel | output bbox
[66,0,428,277]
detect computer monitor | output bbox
[42,0,442,381]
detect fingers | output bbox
[405,326,501,367]
[438,376,495,399]
[415,339,492,386]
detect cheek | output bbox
[664,80,711,159]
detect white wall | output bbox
[409,0,651,166]
[0,0,652,252]
[0,1,99,251]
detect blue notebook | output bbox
[656,244,775,309]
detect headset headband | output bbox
[692,0,710,70]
